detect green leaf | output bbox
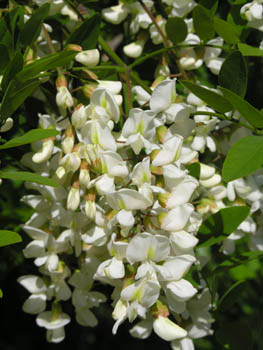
[219,87,263,128]
[193,5,215,41]
[198,206,250,236]
[0,129,59,150]
[16,51,77,82]
[0,80,41,121]
[238,43,263,56]
[0,171,59,187]
[20,3,50,47]
[186,162,200,180]
[180,80,233,113]
[222,136,263,181]
[66,13,101,50]
[0,289,2,298]
[165,17,188,44]
[199,0,218,14]
[0,6,24,50]
[0,230,22,247]
[216,321,253,350]
[1,51,24,91]
[214,17,240,44]
[0,44,10,73]
[219,51,247,97]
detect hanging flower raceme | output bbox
[19,79,219,345]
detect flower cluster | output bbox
[19,78,218,347]
[102,0,225,75]
[14,0,263,349]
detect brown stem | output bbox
[138,0,188,80]
[42,25,63,75]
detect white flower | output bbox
[153,316,187,341]
[124,40,145,58]
[0,117,13,132]
[32,139,54,164]
[102,3,129,24]
[75,49,100,66]
[36,310,70,330]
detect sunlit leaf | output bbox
[222,136,263,181]
[219,87,263,128]
[0,129,59,150]
[180,80,233,113]
[20,3,50,47]
[0,171,59,187]
[0,230,22,247]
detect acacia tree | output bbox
[0,1,262,349]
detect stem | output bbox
[98,36,126,68]
[130,72,152,95]
[139,0,169,48]
[125,67,133,110]
[138,0,188,79]
[191,111,230,121]
[42,25,63,75]
[191,111,255,131]
[71,65,126,73]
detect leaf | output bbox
[186,162,200,180]
[0,129,59,150]
[222,136,263,182]
[0,230,22,247]
[198,206,250,237]
[0,44,10,73]
[180,80,233,113]
[0,80,41,121]
[0,171,59,187]
[193,5,215,41]
[0,289,2,298]
[219,87,263,128]
[219,51,247,98]
[165,17,188,45]
[20,3,50,47]
[0,6,24,50]
[238,43,263,56]
[66,13,101,50]
[214,17,240,44]
[1,51,24,91]
[16,51,77,82]
[199,0,218,14]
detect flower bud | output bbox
[67,180,80,211]
[102,4,129,25]
[75,49,100,67]
[123,40,145,58]
[56,87,74,115]
[85,190,96,220]
[0,117,14,132]
[79,160,90,188]
[82,84,97,98]
[199,174,221,188]
[32,139,54,163]
[65,44,82,52]
[62,125,75,154]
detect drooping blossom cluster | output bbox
[14,0,263,349]
[18,77,217,347]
